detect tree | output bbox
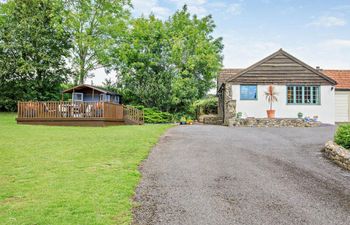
[64,0,130,84]
[0,0,71,111]
[113,6,223,113]
[166,6,223,112]
[113,16,175,111]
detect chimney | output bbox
[316,66,323,71]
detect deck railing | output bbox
[17,101,144,125]
[17,101,124,120]
[123,105,144,125]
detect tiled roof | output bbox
[218,68,244,89]
[323,70,350,90]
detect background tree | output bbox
[114,6,223,113]
[113,16,175,111]
[166,7,223,113]
[0,0,71,111]
[64,0,130,84]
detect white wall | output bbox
[231,85,335,124]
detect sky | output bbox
[87,0,350,85]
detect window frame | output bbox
[286,85,321,105]
[240,84,258,101]
[72,92,83,102]
[99,94,106,102]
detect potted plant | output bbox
[298,112,303,119]
[265,85,278,118]
[180,116,186,125]
[186,119,193,125]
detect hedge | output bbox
[133,106,174,124]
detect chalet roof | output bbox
[323,70,350,90]
[63,84,119,95]
[217,68,244,89]
[219,49,337,88]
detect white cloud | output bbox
[131,0,172,19]
[221,35,350,71]
[207,2,226,8]
[222,35,281,68]
[151,6,172,19]
[168,0,208,17]
[169,0,207,6]
[308,16,346,27]
[226,3,242,15]
[332,5,350,12]
[322,39,350,48]
[187,5,208,16]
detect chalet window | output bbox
[287,86,320,104]
[99,94,105,102]
[240,85,257,100]
[73,93,83,102]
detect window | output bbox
[73,93,83,102]
[240,85,257,100]
[287,86,320,104]
[99,94,106,102]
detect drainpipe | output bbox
[222,84,225,124]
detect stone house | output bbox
[217,49,337,125]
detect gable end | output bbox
[227,49,337,86]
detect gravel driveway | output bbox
[133,125,350,225]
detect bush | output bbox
[334,124,350,149]
[133,106,174,124]
[193,96,218,116]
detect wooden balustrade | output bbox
[17,101,144,125]
[123,105,144,125]
[17,101,123,120]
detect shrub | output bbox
[334,124,350,149]
[193,96,218,116]
[133,106,174,124]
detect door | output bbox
[335,92,349,122]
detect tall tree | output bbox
[166,6,223,112]
[113,16,175,111]
[64,0,130,84]
[0,0,71,111]
[113,6,223,113]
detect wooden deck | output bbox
[16,101,144,126]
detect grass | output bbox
[0,113,171,225]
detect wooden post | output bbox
[92,88,94,102]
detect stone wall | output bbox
[228,118,321,128]
[324,141,350,171]
[201,115,223,125]
[217,83,237,125]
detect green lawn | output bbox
[0,113,171,225]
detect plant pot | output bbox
[266,110,275,118]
